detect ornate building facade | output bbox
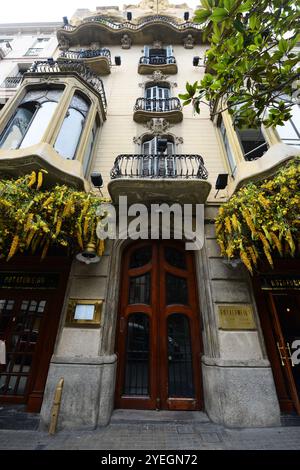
[0,1,299,430]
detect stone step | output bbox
[0,405,40,431]
[111,409,211,424]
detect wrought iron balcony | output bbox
[139,55,176,65]
[111,154,208,179]
[60,48,111,61]
[62,15,202,31]
[133,98,182,123]
[27,60,107,112]
[138,56,177,74]
[0,76,22,88]
[58,48,111,75]
[108,154,211,204]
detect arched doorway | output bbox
[115,241,203,410]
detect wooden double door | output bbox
[0,258,70,412]
[115,241,203,410]
[254,269,300,414]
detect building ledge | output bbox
[229,143,300,195]
[0,143,89,190]
[108,178,211,205]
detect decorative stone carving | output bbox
[152,40,162,48]
[139,70,177,88]
[183,34,194,49]
[91,42,100,50]
[144,118,171,135]
[121,34,132,49]
[58,37,70,51]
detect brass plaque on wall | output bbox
[218,305,256,330]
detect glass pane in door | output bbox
[123,314,150,396]
[0,299,46,396]
[273,294,300,397]
[167,314,194,397]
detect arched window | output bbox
[54,92,90,160]
[141,135,176,177]
[142,135,175,155]
[0,89,63,150]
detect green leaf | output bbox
[224,0,236,11]
[182,99,192,106]
[178,93,190,100]
[278,38,288,54]
[238,0,252,13]
[194,9,211,24]
[233,20,245,33]
[210,8,229,23]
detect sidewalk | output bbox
[0,409,299,450]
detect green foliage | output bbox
[215,158,300,274]
[184,0,300,128]
[0,171,108,261]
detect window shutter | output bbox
[144,45,150,57]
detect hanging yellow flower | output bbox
[215,157,300,273]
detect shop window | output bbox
[54,92,90,160]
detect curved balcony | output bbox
[27,60,107,115]
[57,15,202,47]
[138,56,177,75]
[133,97,183,124]
[108,154,211,204]
[58,48,111,75]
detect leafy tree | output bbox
[179,0,300,128]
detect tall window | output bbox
[145,84,170,111]
[276,103,300,147]
[143,45,174,64]
[141,135,176,177]
[142,135,174,155]
[0,89,63,150]
[236,127,268,160]
[54,92,90,160]
[218,116,237,177]
[82,117,99,176]
[25,37,49,57]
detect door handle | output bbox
[276,342,286,366]
[286,342,295,367]
[120,317,126,333]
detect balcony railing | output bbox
[139,56,176,66]
[111,154,208,180]
[0,76,23,88]
[63,15,202,32]
[134,97,181,113]
[59,48,111,63]
[27,60,107,112]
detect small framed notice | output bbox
[65,299,103,327]
[218,304,256,330]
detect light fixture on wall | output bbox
[76,242,100,264]
[193,56,205,67]
[62,16,69,26]
[184,12,190,21]
[47,57,55,66]
[91,172,104,196]
[215,173,229,197]
[127,12,132,21]
[114,56,121,66]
